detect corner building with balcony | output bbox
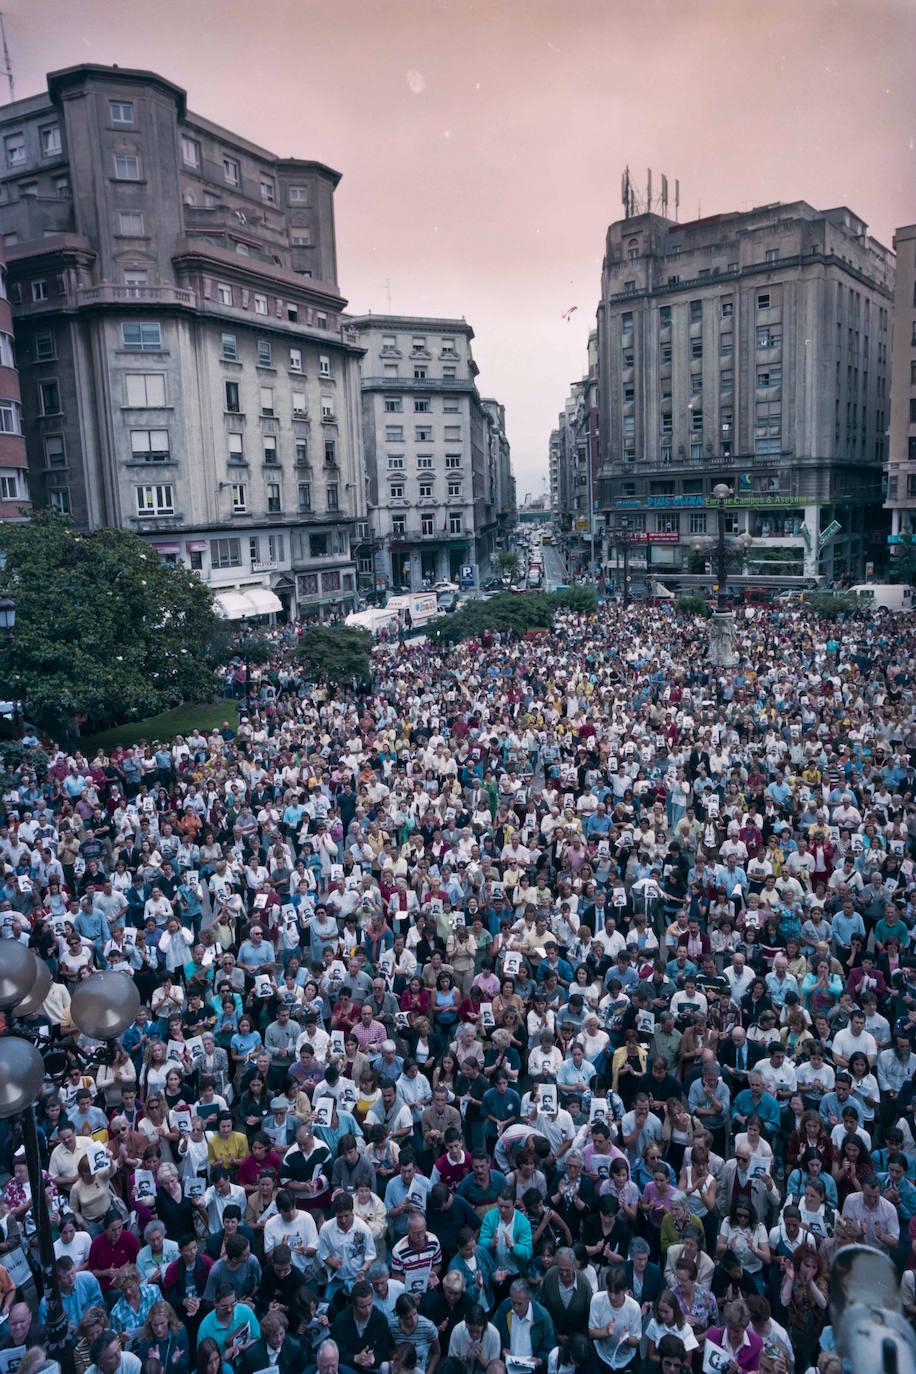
[0,240,30,520]
[885,223,916,556]
[0,64,367,619]
[350,315,509,592]
[596,202,894,587]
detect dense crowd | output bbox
[1,598,916,1374]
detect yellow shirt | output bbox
[207,1131,249,1167]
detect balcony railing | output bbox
[77,283,197,307]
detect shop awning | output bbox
[213,587,283,620]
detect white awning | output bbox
[243,587,283,617]
[214,587,282,620]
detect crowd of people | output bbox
[1,597,916,1374]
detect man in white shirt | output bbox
[832,1010,878,1069]
[262,1188,319,1271]
[588,1268,643,1369]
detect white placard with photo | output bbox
[589,1097,609,1126]
[255,974,273,998]
[329,864,344,882]
[800,1208,828,1238]
[312,1098,334,1129]
[428,898,443,918]
[539,1083,558,1116]
[134,1168,156,1201]
[87,1143,110,1176]
[185,1175,206,1200]
[330,1030,346,1057]
[122,926,137,947]
[503,952,521,977]
[173,1106,193,1135]
[702,1340,730,1374]
[748,1154,769,1180]
[612,888,627,907]
[0,1346,27,1374]
[636,1009,656,1034]
[405,1264,432,1295]
[480,1003,495,1029]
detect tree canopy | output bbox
[296,623,372,686]
[0,511,220,732]
[428,587,597,643]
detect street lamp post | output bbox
[0,594,20,737]
[714,482,730,614]
[0,957,139,1374]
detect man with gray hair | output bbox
[538,1246,592,1344]
[315,1340,340,1374]
[493,1279,556,1374]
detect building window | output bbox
[447,480,461,498]
[49,487,71,513]
[4,134,24,168]
[319,355,331,377]
[0,472,21,500]
[257,339,272,367]
[720,301,734,318]
[228,432,244,463]
[414,398,432,413]
[690,376,703,395]
[449,513,462,534]
[660,444,672,466]
[688,511,707,534]
[44,435,66,468]
[267,482,281,512]
[125,373,166,407]
[260,386,274,415]
[310,533,328,558]
[212,536,241,568]
[321,395,334,420]
[418,481,433,499]
[765,248,780,264]
[215,282,232,306]
[263,434,278,464]
[445,454,461,469]
[417,455,433,470]
[326,484,339,511]
[624,281,636,294]
[110,101,134,127]
[389,483,405,499]
[292,390,307,417]
[443,367,457,381]
[32,331,54,362]
[421,515,435,535]
[180,136,200,169]
[415,426,432,442]
[253,293,268,316]
[289,347,302,372]
[223,156,240,186]
[660,414,673,435]
[324,439,337,465]
[121,322,161,352]
[259,177,276,204]
[288,186,309,204]
[392,516,406,536]
[414,365,427,380]
[690,441,704,460]
[690,299,703,322]
[295,438,308,465]
[130,429,170,462]
[444,425,461,441]
[298,482,311,511]
[38,381,61,415]
[757,367,782,387]
[622,312,633,333]
[660,344,672,364]
[754,436,781,457]
[321,571,341,593]
[118,211,145,237]
[231,483,246,512]
[384,397,403,413]
[31,280,48,302]
[690,340,703,359]
[385,426,403,442]
[298,572,319,595]
[690,407,703,432]
[136,483,174,515]
[720,335,733,356]
[38,125,61,158]
[622,416,635,439]
[114,154,141,181]
[757,292,771,310]
[721,371,734,392]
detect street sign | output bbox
[818,519,842,550]
[459,564,475,588]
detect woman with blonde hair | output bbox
[109,1262,162,1335]
[69,1152,115,1236]
[136,1299,190,1374]
[74,1306,108,1374]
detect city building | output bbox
[0,63,367,619]
[349,315,511,591]
[0,239,30,521]
[594,201,894,588]
[886,222,916,557]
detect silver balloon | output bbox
[0,1036,44,1118]
[0,943,40,1009]
[70,972,140,1040]
[13,960,52,1018]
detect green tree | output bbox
[296,624,372,686]
[676,592,711,617]
[428,588,596,644]
[0,511,219,732]
[889,534,916,586]
[494,550,522,584]
[808,591,868,618]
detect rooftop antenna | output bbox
[0,14,13,102]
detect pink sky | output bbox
[8,0,916,494]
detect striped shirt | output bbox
[390,1232,442,1285]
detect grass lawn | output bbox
[78,699,236,754]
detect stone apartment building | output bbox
[0,239,30,522]
[0,63,367,620]
[885,223,916,559]
[349,315,511,591]
[595,201,894,588]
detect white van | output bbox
[849,583,914,612]
[384,592,439,626]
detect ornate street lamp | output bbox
[0,954,139,1374]
[688,484,753,666]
